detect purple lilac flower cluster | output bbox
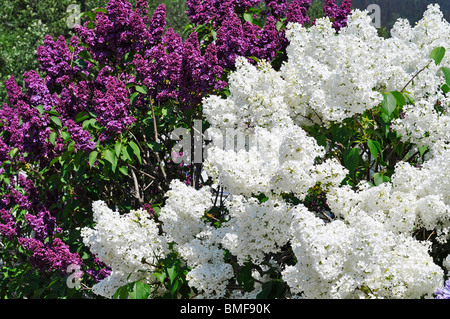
[85,256,112,283]
[185,0,352,70]
[186,0,262,27]
[0,174,82,274]
[215,12,287,68]
[1,76,55,164]
[76,0,151,64]
[75,0,227,110]
[36,35,85,87]
[323,0,352,31]
[435,280,450,299]
[65,119,96,152]
[186,0,309,68]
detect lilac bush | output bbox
[0,0,354,298]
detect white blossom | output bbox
[81,201,169,298]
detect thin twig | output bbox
[150,99,168,183]
[401,60,432,93]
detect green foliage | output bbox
[113,252,193,299]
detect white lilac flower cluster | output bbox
[388,5,450,149]
[283,204,442,299]
[203,125,347,199]
[82,5,450,299]
[80,201,169,298]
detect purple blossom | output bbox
[179,32,227,110]
[324,0,352,31]
[0,208,19,239]
[23,70,59,111]
[24,209,62,241]
[36,35,85,87]
[286,0,311,25]
[0,137,12,166]
[133,27,184,103]
[265,0,289,19]
[92,75,136,136]
[135,0,149,24]
[76,0,151,64]
[56,81,90,119]
[0,175,82,274]
[1,76,53,162]
[216,12,249,68]
[147,4,167,46]
[435,280,450,299]
[142,203,156,218]
[186,0,262,26]
[3,76,24,105]
[186,0,215,25]
[65,119,96,152]
[18,237,83,274]
[134,25,225,110]
[85,256,111,283]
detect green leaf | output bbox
[81,11,96,21]
[430,47,446,66]
[167,265,177,285]
[61,130,70,142]
[49,132,57,145]
[51,116,62,128]
[89,151,98,167]
[403,92,416,105]
[243,13,253,24]
[113,286,128,299]
[148,142,162,152]
[441,67,450,87]
[122,51,134,64]
[73,58,86,69]
[103,149,117,172]
[78,50,93,62]
[237,263,255,293]
[153,272,167,284]
[373,173,390,186]
[95,7,107,13]
[130,91,139,106]
[257,280,286,299]
[128,141,142,164]
[343,147,360,176]
[119,166,128,176]
[257,193,269,204]
[418,145,428,157]
[170,280,179,296]
[120,145,132,162]
[276,20,284,31]
[115,141,122,157]
[36,104,44,115]
[390,91,406,107]
[74,111,90,123]
[127,281,151,299]
[135,85,148,95]
[367,139,380,159]
[8,148,18,159]
[381,92,397,116]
